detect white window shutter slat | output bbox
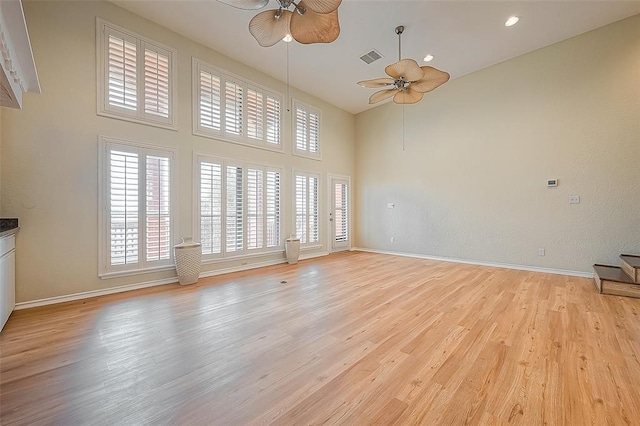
[265,96,280,145]
[109,150,139,266]
[200,161,223,255]
[145,155,171,261]
[108,34,137,111]
[309,112,320,153]
[225,81,243,136]
[266,171,280,247]
[334,183,348,242]
[247,168,264,249]
[143,48,171,118]
[246,89,263,140]
[199,70,221,131]
[309,176,319,243]
[293,101,321,158]
[226,166,244,252]
[295,107,308,151]
[295,174,307,244]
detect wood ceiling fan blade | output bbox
[410,66,450,92]
[369,89,398,104]
[216,0,270,10]
[249,10,292,47]
[385,59,424,81]
[393,88,424,104]
[357,77,395,88]
[301,0,342,14]
[290,3,339,44]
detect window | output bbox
[293,100,321,159]
[97,19,177,129]
[196,154,282,260]
[99,136,176,277]
[193,58,283,151]
[294,171,320,246]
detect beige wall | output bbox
[1,1,355,302]
[355,14,640,274]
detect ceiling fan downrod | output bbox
[277,0,305,15]
[395,25,404,62]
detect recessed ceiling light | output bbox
[423,54,434,62]
[282,33,293,42]
[505,16,520,27]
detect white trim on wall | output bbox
[351,247,594,278]
[15,251,329,310]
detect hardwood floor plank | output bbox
[1,251,639,425]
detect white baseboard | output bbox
[14,277,179,310]
[351,247,594,279]
[14,251,330,310]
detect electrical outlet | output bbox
[390,237,395,243]
[569,195,580,204]
[538,248,545,256]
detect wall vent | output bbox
[359,49,383,64]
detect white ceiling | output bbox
[112,1,640,115]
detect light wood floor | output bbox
[1,251,640,425]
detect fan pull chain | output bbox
[402,102,405,151]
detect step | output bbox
[620,254,640,283]
[593,264,640,299]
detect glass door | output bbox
[329,176,350,251]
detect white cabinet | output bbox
[0,234,16,331]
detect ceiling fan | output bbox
[216,0,342,47]
[358,26,450,105]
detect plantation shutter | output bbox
[294,102,321,157]
[246,89,263,140]
[247,168,264,250]
[225,81,243,136]
[200,70,221,131]
[143,46,171,118]
[226,165,244,252]
[107,33,137,111]
[145,155,171,261]
[295,173,319,245]
[295,174,308,243]
[334,183,348,242]
[309,111,320,153]
[109,150,139,266]
[265,95,281,145]
[309,176,319,243]
[295,107,308,151]
[266,171,280,247]
[200,161,223,255]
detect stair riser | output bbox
[601,281,640,299]
[621,261,639,283]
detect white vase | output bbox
[285,234,300,264]
[174,237,202,285]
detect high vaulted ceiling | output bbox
[112,1,640,114]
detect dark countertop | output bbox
[0,218,19,237]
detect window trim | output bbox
[292,99,322,161]
[193,152,284,262]
[98,135,178,278]
[192,57,284,153]
[96,18,178,131]
[293,170,322,250]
